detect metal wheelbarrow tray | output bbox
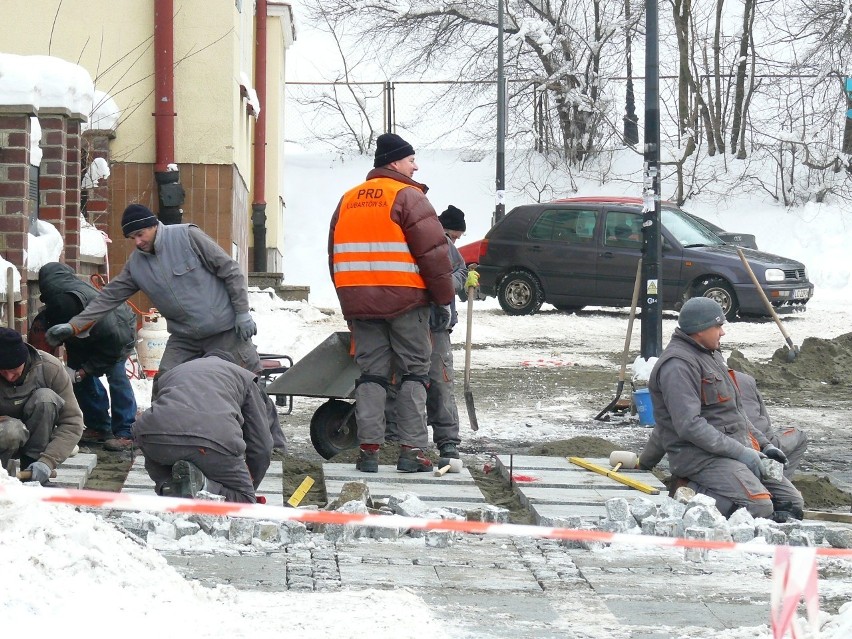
[264,331,360,459]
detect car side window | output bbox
[604,211,642,248]
[528,209,597,244]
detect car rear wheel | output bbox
[497,270,544,315]
[692,279,739,321]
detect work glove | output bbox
[234,312,257,341]
[762,444,788,465]
[465,269,480,289]
[735,447,767,479]
[434,304,452,331]
[46,323,75,347]
[26,461,52,485]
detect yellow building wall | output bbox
[2,0,252,177]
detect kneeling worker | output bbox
[0,327,83,483]
[647,297,803,520]
[134,353,274,503]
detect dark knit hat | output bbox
[121,204,158,237]
[0,327,28,369]
[678,297,726,334]
[374,133,415,168]
[438,205,466,232]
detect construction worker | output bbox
[0,327,83,484]
[44,204,261,389]
[733,370,808,479]
[385,205,477,459]
[647,297,804,520]
[329,132,454,473]
[37,262,137,451]
[133,353,274,502]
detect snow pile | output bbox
[26,219,63,275]
[0,474,443,637]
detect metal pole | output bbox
[494,0,506,226]
[641,0,663,358]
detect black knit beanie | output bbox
[121,204,159,237]
[438,205,466,232]
[374,133,415,168]
[0,327,28,369]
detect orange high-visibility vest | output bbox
[332,177,427,289]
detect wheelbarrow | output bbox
[263,331,360,459]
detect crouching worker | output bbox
[0,328,84,483]
[134,352,274,502]
[648,297,803,521]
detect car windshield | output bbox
[662,208,725,247]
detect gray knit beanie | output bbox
[678,297,726,334]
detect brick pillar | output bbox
[64,117,84,272]
[82,130,114,233]
[0,109,32,333]
[37,114,67,262]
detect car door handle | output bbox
[601,252,615,259]
[529,245,542,252]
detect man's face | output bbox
[388,155,418,178]
[692,324,725,351]
[128,226,157,253]
[445,230,464,243]
[0,364,25,383]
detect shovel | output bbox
[736,248,799,362]
[463,285,479,430]
[595,258,643,420]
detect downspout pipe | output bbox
[154,0,185,224]
[252,0,268,272]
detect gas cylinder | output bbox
[137,308,169,378]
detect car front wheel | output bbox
[497,270,544,315]
[692,279,739,321]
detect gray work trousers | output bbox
[385,329,461,448]
[152,328,263,396]
[770,426,808,479]
[0,388,64,468]
[139,439,263,503]
[352,307,431,448]
[688,456,804,519]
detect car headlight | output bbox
[765,268,785,282]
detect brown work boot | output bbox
[103,437,134,452]
[80,428,109,443]
[397,447,433,473]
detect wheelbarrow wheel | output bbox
[310,399,358,460]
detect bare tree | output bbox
[304,0,630,165]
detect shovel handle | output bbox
[736,248,799,354]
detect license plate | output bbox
[793,288,809,299]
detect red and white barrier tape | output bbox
[2,482,851,558]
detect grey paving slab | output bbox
[167,554,290,591]
[494,454,668,524]
[337,562,438,588]
[52,468,89,489]
[61,452,98,473]
[323,462,488,509]
[434,565,543,591]
[324,479,486,503]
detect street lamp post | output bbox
[494,0,506,226]
[641,0,663,358]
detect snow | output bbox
[26,219,63,276]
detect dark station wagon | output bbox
[464,196,813,319]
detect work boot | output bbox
[161,460,207,498]
[355,448,379,473]
[438,443,460,459]
[80,428,108,443]
[397,447,433,473]
[103,437,134,452]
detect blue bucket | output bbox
[633,388,655,427]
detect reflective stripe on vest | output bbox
[333,177,427,289]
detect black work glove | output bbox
[762,444,788,465]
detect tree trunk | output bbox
[730,0,755,155]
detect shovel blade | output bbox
[464,390,479,431]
